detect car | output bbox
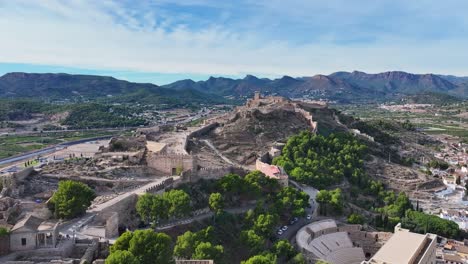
[277,230,283,235]
[290,217,299,225]
[281,225,288,231]
[306,214,312,220]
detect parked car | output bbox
[282,225,288,231]
[277,230,283,235]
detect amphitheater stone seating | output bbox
[325,247,366,264]
[296,220,365,264]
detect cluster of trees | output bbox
[127,170,309,263]
[0,99,58,121]
[174,227,224,263]
[107,230,173,264]
[402,210,460,239]
[350,120,399,145]
[316,188,344,215]
[427,160,449,170]
[273,131,367,189]
[241,244,306,264]
[239,209,305,263]
[48,180,95,219]
[136,189,191,224]
[172,171,309,263]
[373,192,413,230]
[274,187,310,218]
[63,103,147,129]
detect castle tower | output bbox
[254,91,261,100]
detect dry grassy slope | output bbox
[200,107,345,165]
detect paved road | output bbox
[279,180,319,242]
[0,135,113,166]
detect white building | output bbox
[440,209,468,230]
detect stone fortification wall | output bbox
[79,239,99,264]
[144,178,174,194]
[294,106,318,133]
[348,231,392,257]
[187,123,219,140]
[184,123,219,153]
[146,153,195,175]
[181,166,245,183]
[103,212,119,239]
[98,193,137,227]
[305,223,392,257]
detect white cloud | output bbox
[0,0,468,80]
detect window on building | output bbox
[21,238,26,246]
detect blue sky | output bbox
[0,0,468,85]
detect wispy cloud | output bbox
[0,0,468,84]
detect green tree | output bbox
[290,253,307,264]
[136,194,154,223]
[110,231,134,253]
[174,231,198,259]
[240,230,264,254]
[105,250,138,264]
[163,189,191,218]
[129,230,173,264]
[275,187,309,217]
[49,180,95,219]
[151,195,170,222]
[192,242,224,263]
[273,240,295,260]
[209,192,224,214]
[253,213,278,237]
[111,230,173,264]
[218,173,244,194]
[174,227,214,259]
[347,213,365,224]
[241,253,277,264]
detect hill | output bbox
[0,72,224,105]
[399,92,461,105]
[163,71,468,102]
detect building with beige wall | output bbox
[363,223,437,264]
[9,215,59,251]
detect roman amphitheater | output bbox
[296,219,391,264]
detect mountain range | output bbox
[0,71,467,103]
[163,71,468,102]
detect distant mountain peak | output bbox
[243,74,259,81]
